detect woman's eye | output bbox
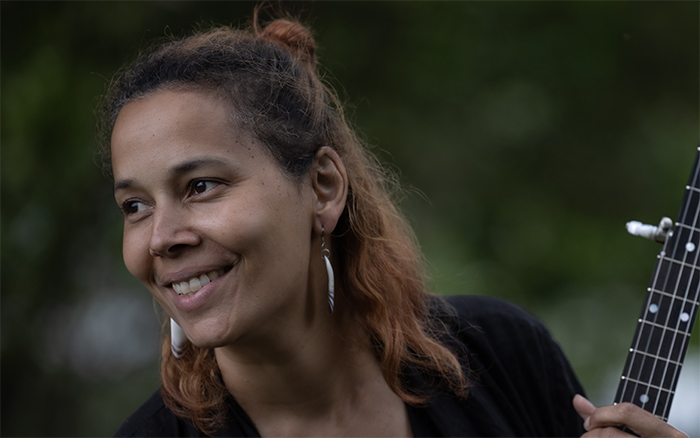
[190,180,219,195]
[121,200,147,215]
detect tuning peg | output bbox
[625,217,673,243]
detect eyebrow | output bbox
[170,157,229,175]
[113,157,231,193]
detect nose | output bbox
[148,203,201,257]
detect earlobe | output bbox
[312,147,348,235]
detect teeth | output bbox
[199,274,210,287]
[190,277,202,292]
[171,269,224,296]
[180,281,191,294]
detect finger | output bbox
[573,394,597,416]
[573,394,597,430]
[588,403,687,438]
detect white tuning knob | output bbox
[625,217,673,243]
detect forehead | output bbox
[110,90,248,179]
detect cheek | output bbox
[206,192,310,270]
[206,206,268,252]
[122,227,150,282]
[200,190,276,244]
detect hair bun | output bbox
[259,19,316,70]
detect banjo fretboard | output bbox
[614,148,700,421]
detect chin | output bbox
[189,334,235,350]
[185,321,237,350]
[191,338,227,350]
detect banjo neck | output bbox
[614,147,700,421]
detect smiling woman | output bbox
[101,17,472,437]
[98,11,686,438]
[112,90,320,353]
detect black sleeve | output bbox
[444,295,586,437]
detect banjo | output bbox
[614,146,700,425]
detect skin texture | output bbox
[573,395,688,438]
[111,90,411,437]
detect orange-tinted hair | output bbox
[100,14,468,436]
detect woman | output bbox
[102,14,686,438]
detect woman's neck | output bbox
[214,321,411,437]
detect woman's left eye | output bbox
[190,180,219,195]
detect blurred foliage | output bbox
[2,2,698,436]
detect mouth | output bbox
[170,268,229,298]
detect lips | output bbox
[171,269,225,297]
[164,265,234,313]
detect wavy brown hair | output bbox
[99,13,468,436]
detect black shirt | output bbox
[115,295,586,437]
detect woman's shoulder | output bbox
[426,294,586,437]
[431,294,551,341]
[114,388,201,437]
[440,294,540,322]
[433,294,568,365]
[115,388,257,437]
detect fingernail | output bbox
[576,394,595,408]
[583,416,590,431]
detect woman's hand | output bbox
[572,394,688,437]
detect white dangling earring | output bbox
[170,318,187,359]
[321,227,335,313]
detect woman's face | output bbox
[111,89,319,350]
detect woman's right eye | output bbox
[121,200,147,216]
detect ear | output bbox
[311,146,348,235]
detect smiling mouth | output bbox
[171,268,228,297]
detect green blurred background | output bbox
[2,1,699,436]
